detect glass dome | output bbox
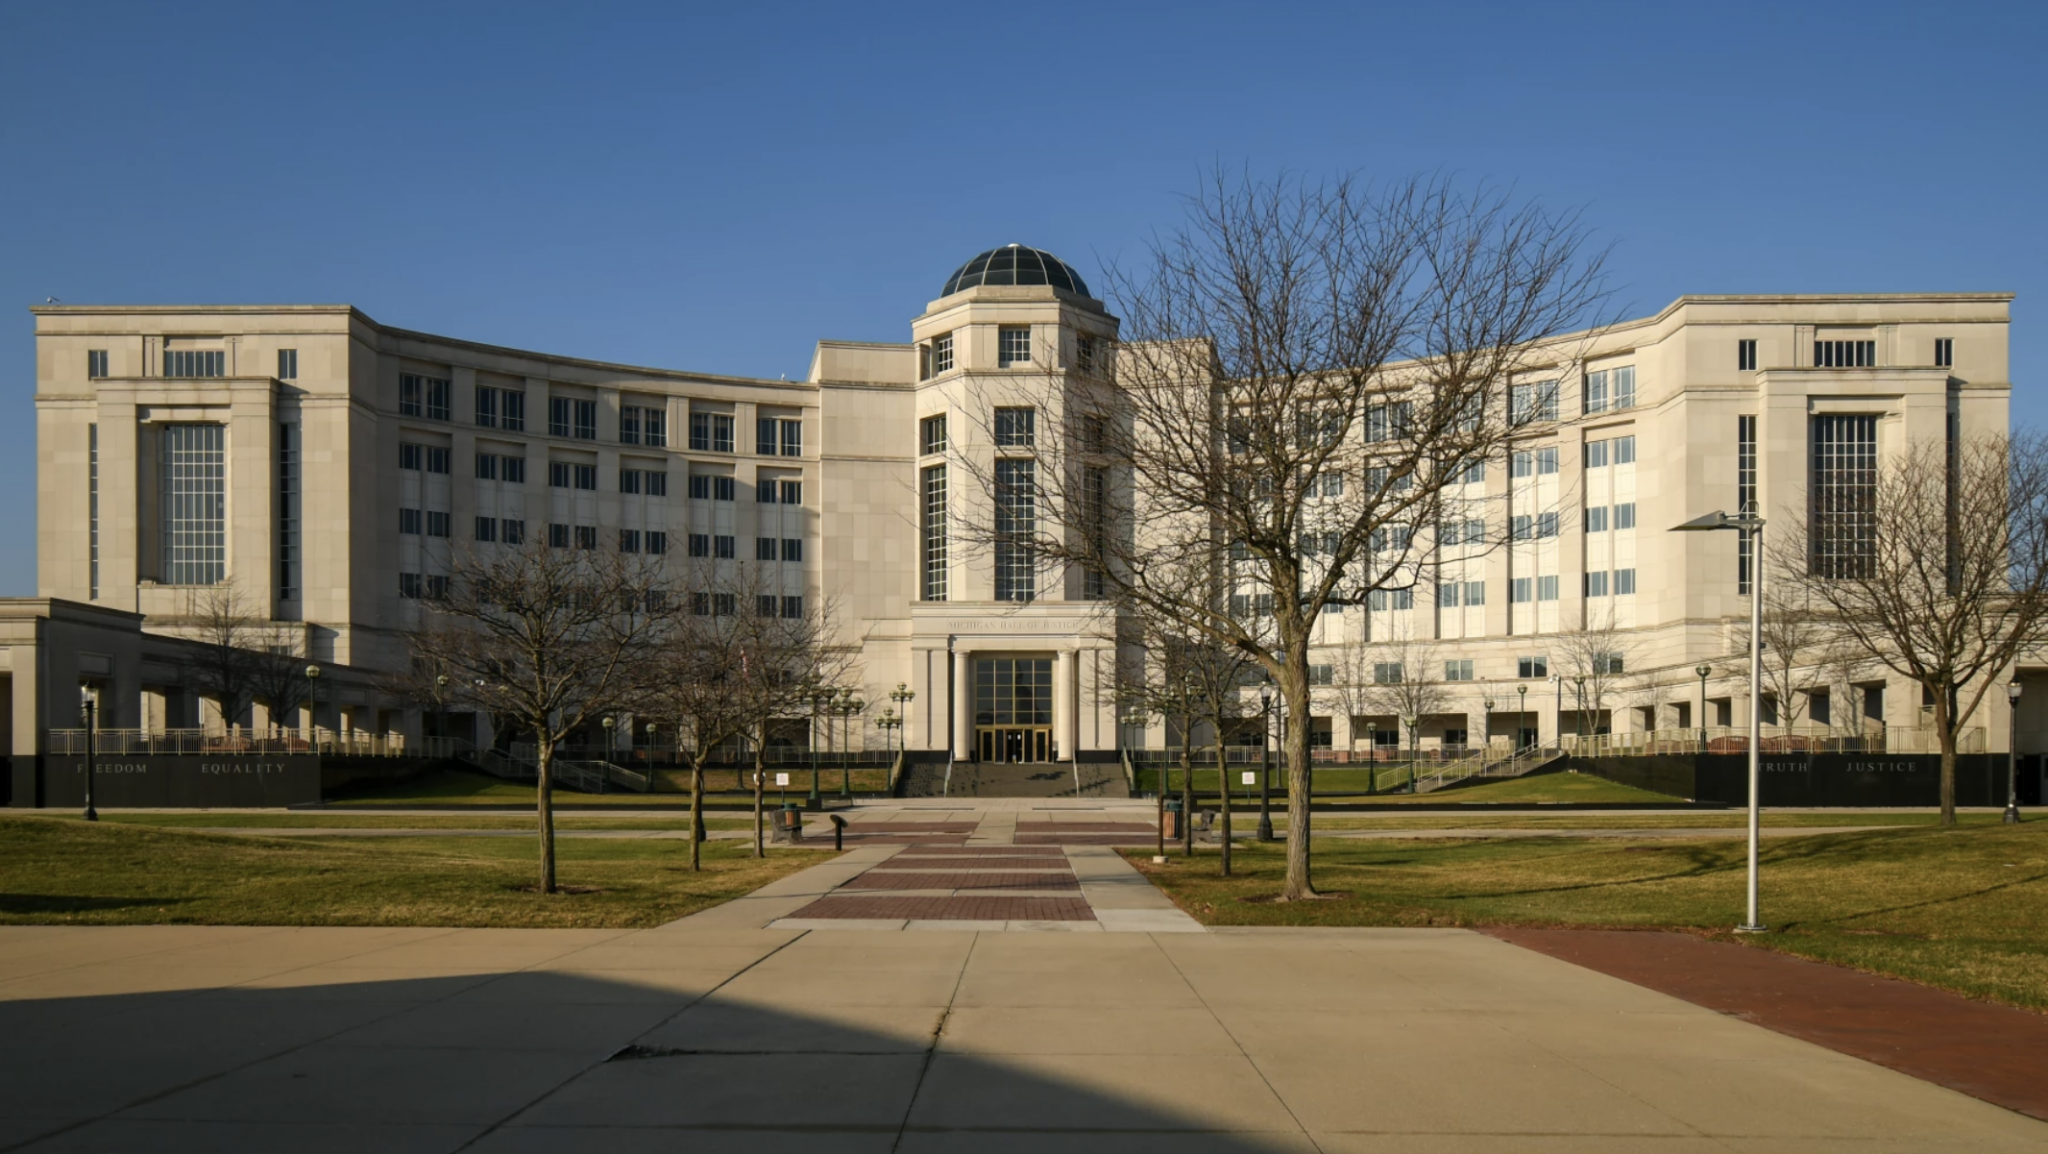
[940,244,1090,297]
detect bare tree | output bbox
[1556,608,1637,738]
[181,584,263,732]
[1782,432,2048,825]
[1748,583,1832,733]
[409,539,674,892]
[955,171,1609,899]
[1361,630,1451,787]
[645,567,762,870]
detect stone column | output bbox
[953,648,973,759]
[1057,648,1079,761]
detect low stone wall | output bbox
[1570,751,2010,806]
[18,754,441,808]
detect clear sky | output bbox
[3,0,2041,596]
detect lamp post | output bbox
[1517,683,1528,750]
[79,688,98,822]
[1483,697,1496,755]
[2007,681,2023,824]
[841,694,863,798]
[305,665,321,752]
[890,682,914,746]
[1257,688,1274,841]
[1674,506,1767,933]
[1366,721,1378,794]
[600,716,615,795]
[1696,664,1712,751]
[878,707,899,755]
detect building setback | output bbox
[24,247,2032,770]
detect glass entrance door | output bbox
[977,726,1052,763]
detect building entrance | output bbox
[977,726,1052,763]
[972,657,1054,762]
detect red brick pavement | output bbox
[841,871,1080,891]
[895,845,1066,856]
[1489,927,2048,1123]
[874,855,1072,868]
[786,894,1094,920]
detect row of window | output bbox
[406,380,803,457]
[1511,436,1636,478]
[1507,568,1637,602]
[690,593,806,619]
[405,441,798,503]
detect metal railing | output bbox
[47,728,415,757]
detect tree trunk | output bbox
[1216,733,1232,877]
[536,735,558,894]
[752,725,767,858]
[1280,645,1317,901]
[688,756,706,871]
[1936,689,1958,827]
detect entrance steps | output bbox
[900,760,1130,799]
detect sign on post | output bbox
[775,772,790,786]
[1241,771,1256,785]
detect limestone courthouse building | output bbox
[19,245,2037,782]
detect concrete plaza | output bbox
[1,915,2043,1151]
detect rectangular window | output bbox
[1518,656,1548,678]
[995,458,1036,602]
[782,538,802,563]
[475,516,498,542]
[1585,440,1608,469]
[400,373,451,420]
[1464,580,1485,605]
[645,471,667,496]
[1934,337,1954,368]
[1614,366,1635,409]
[1614,502,1635,530]
[1738,339,1758,371]
[1536,511,1558,538]
[1372,662,1404,685]
[476,453,500,481]
[1614,567,1635,595]
[619,468,640,494]
[574,525,598,550]
[714,476,735,501]
[1510,380,1559,424]
[1738,414,1757,593]
[620,529,641,553]
[424,575,449,600]
[1511,451,1532,479]
[276,422,297,602]
[550,462,571,488]
[425,510,450,538]
[549,397,596,439]
[922,464,948,600]
[1810,414,1879,578]
[757,536,776,561]
[1444,660,1475,682]
[500,389,526,431]
[781,595,803,619]
[1583,369,1608,415]
[1612,436,1635,465]
[621,403,667,447]
[1585,506,1608,533]
[1367,588,1413,611]
[689,474,709,500]
[1536,447,1558,475]
[921,414,948,455]
[549,523,571,549]
[425,447,450,474]
[549,397,570,437]
[688,533,710,557]
[1309,664,1335,686]
[503,455,525,484]
[400,507,423,534]
[1537,575,1559,601]
[277,349,297,380]
[620,406,640,445]
[929,332,954,374]
[645,529,664,554]
[998,325,1033,367]
[1815,339,1877,368]
[1511,514,1531,541]
[690,411,735,452]
[1439,582,1462,608]
[994,407,1036,448]
[713,534,735,559]
[476,387,497,428]
[161,423,226,585]
[164,350,225,377]
[502,519,525,545]
[1366,401,1412,442]
[1585,570,1609,597]
[399,572,422,599]
[758,594,777,618]
[1075,334,1099,373]
[751,416,800,457]
[87,349,109,379]
[1511,577,1532,603]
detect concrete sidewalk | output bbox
[1,923,2041,1151]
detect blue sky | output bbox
[2,0,2041,595]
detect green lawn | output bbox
[1128,822,2048,1011]
[0,814,827,928]
[80,812,756,831]
[330,767,886,807]
[1298,810,1992,831]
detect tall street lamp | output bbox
[305,664,322,752]
[1257,688,1274,841]
[79,687,98,822]
[1517,683,1528,750]
[2007,680,2023,825]
[1483,697,1496,755]
[1365,720,1378,795]
[1674,506,1767,933]
[1696,664,1713,751]
[878,706,900,756]
[600,716,615,795]
[890,682,915,746]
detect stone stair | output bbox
[899,760,1130,799]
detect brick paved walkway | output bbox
[1490,927,2048,1124]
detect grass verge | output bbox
[1154,769,1689,807]
[0,815,827,928]
[329,768,887,807]
[79,813,757,831]
[1126,823,2048,1011]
